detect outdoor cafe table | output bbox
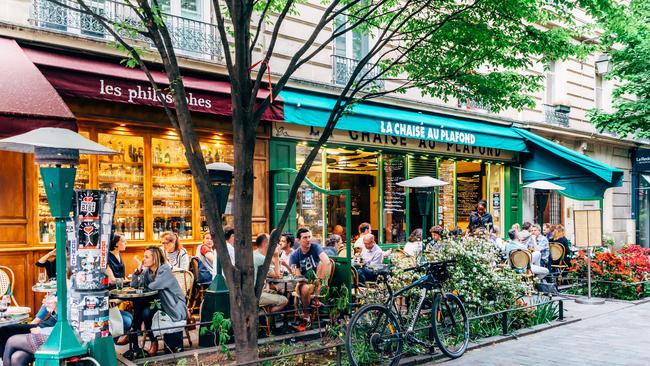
[109,288,158,301]
[32,281,57,293]
[266,276,306,296]
[0,307,30,328]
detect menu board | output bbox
[456,174,481,221]
[438,160,455,227]
[383,155,406,243]
[574,209,602,247]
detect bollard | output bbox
[607,282,612,298]
[558,300,564,321]
[501,312,508,336]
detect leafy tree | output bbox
[49,0,611,361]
[590,0,650,138]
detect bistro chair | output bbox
[171,269,195,348]
[258,305,273,337]
[0,265,18,306]
[337,246,348,258]
[549,242,568,284]
[187,257,207,316]
[509,250,534,287]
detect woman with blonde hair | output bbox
[160,231,189,271]
[551,224,571,266]
[127,246,187,357]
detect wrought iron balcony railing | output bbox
[331,54,385,91]
[542,104,570,127]
[30,0,223,62]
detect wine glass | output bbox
[38,272,47,285]
[0,295,9,320]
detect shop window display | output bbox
[296,144,324,242]
[152,137,193,240]
[98,133,145,241]
[199,139,235,232]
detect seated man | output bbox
[356,234,383,284]
[505,229,549,280]
[254,233,287,313]
[289,228,331,329]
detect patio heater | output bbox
[397,176,448,241]
[184,162,234,347]
[0,128,117,365]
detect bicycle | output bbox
[346,260,469,366]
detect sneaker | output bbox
[294,318,311,332]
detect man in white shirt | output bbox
[506,229,548,280]
[354,222,372,249]
[356,234,383,284]
[254,233,288,313]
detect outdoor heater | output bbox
[0,128,117,365]
[397,176,448,240]
[184,162,234,347]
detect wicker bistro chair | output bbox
[171,269,195,348]
[509,249,534,287]
[0,265,18,306]
[549,242,568,284]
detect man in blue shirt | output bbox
[289,228,330,330]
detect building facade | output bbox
[0,0,645,311]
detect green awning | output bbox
[515,128,624,200]
[280,90,528,152]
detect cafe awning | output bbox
[0,38,76,138]
[280,90,528,152]
[515,128,624,200]
[23,47,283,122]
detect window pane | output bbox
[98,133,145,241]
[488,164,503,234]
[383,154,406,244]
[334,15,347,57]
[296,144,324,243]
[352,30,369,59]
[437,160,456,230]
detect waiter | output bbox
[468,199,493,232]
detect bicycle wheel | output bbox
[346,304,403,366]
[432,293,469,359]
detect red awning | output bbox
[0,38,76,138]
[23,48,283,122]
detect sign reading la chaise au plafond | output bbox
[273,122,515,161]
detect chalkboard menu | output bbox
[383,155,406,243]
[457,174,481,221]
[438,160,455,227]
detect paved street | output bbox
[436,298,650,366]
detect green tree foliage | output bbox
[590,0,650,137]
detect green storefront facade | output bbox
[270,90,530,246]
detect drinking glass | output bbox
[291,265,299,277]
[38,272,47,285]
[0,295,8,320]
[116,278,124,290]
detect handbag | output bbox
[152,310,187,337]
[108,306,124,337]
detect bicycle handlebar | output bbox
[403,259,456,273]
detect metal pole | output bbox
[576,247,604,305]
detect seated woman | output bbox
[403,229,423,257]
[35,249,57,280]
[3,295,57,366]
[160,232,189,271]
[128,246,187,357]
[105,233,134,344]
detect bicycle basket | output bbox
[430,261,451,283]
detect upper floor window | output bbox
[332,14,383,90]
[334,14,369,60]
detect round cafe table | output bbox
[109,288,158,301]
[266,276,305,296]
[0,307,30,328]
[32,281,57,293]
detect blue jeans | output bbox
[121,311,133,332]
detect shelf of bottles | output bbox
[152,137,193,240]
[199,139,235,233]
[38,132,90,243]
[98,133,145,241]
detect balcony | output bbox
[542,104,570,127]
[30,0,223,62]
[331,55,385,91]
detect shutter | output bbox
[270,140,297,234]
[504,165,522,229]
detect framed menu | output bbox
[574,209,602,247]
[383,155,406,243]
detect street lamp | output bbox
[184,162,234,347]
[595,53,612,75]
[0,128,117,365]
[397,176,448,239]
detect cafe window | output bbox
[455,161,484,231]
[98,133,145,241]
[199,137,235,232]
[295,144,325,242]
[326,148,379,242]
[382,154,406,243]
[152,137,193,240]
